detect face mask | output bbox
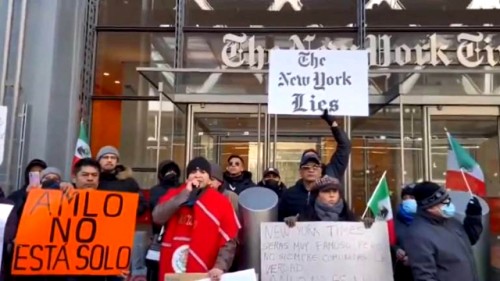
[440,203,456,218]
[41,180,60,190]
[265,179,279,188]
[401,199,417,214]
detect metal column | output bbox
[422,107,431,181]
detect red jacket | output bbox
[158,184,240,277]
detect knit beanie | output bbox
[401,183,416,199]
[97,146,120,161]
[313,176,342,192]
[41,167,62,180]
[210,162,224,183]
[413,181,449,209]
[186,157,211,178]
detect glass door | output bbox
[427,106,500,196]
[188,104,267,181]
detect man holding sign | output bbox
[11,158,138,281]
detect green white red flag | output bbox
[446,132,486,196]
[367,172,396,246]
[72,121,91,167]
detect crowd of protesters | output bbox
[0,109,485,281]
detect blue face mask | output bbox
[441,202,456,218]
[401,199,417,214]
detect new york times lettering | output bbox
[14,192,129,272]
[292,94,339,114]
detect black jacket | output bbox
[7,159,47,219]
[223,170,256,195]
[0,188,18,281]
[98,164,147,216]
[256,180,287,198]
[392,210,414,281]
[278,126,350,221]
[149,160,181,235]
[403,211,482,281]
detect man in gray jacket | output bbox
[404,181,483,281]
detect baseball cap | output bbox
[263,167,280,177]
[300,150,321,166]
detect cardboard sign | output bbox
[12,189,139,275]
[261,222,394,281]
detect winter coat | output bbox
[278,126,350,221]
[257,180,287,198]
[7,159,47,219]
[149,160,181,235]
[98,164,147,216]
[222,170,255,195]
[392,210,414,281]
[0,188,17,281]
[403,210,482,281]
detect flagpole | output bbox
[361,170,387,219]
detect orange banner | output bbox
[12,189,139,275]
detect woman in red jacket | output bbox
[152,157,240,281]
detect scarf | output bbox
[314,199,344,221]
[397,203,415,224]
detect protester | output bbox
[283,176,360,227]
[40,167,63,189]
[278,110,351,221]
[149,160,181,234]
[392,183,416,281]
[152,157,240,280]
[210,162,239,212]
[223,155,255,194]
[147,160,181,281]
[8,159,47,218]
[257,168,286,197]
[96,145,147,215]
[403,181,483,281]
[0,187,18,281]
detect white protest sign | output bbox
[0,106,7,165]
[261,222,393,281]
[0,203,14,269]
[268,50,369,116]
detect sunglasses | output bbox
[229,161,241,167]
[301,165,321,171]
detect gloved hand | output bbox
[284,215,299,228]
[362,217,374,229]
[465,196,482,216]
[320,109,337,127]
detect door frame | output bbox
[186,104,268,180]
[424,105,500,182]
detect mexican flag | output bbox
[367,172,396,246]
[446,132,486,196]
[72,121,91,167]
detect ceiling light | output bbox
[103,72,110,76]
[114,80,120,84]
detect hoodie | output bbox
[222,170,255,195]
[7,159,47,219]
[149,160,181,235]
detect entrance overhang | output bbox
[136,66,500,106]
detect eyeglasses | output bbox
[301,165,321,171]
[229,161,241,167]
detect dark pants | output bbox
[145,260,158,281]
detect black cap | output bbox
[413,181,449,209]
[300,150,321,166]
[186,157,211,178]
[263,167,280,177]
[401,183,416,199]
